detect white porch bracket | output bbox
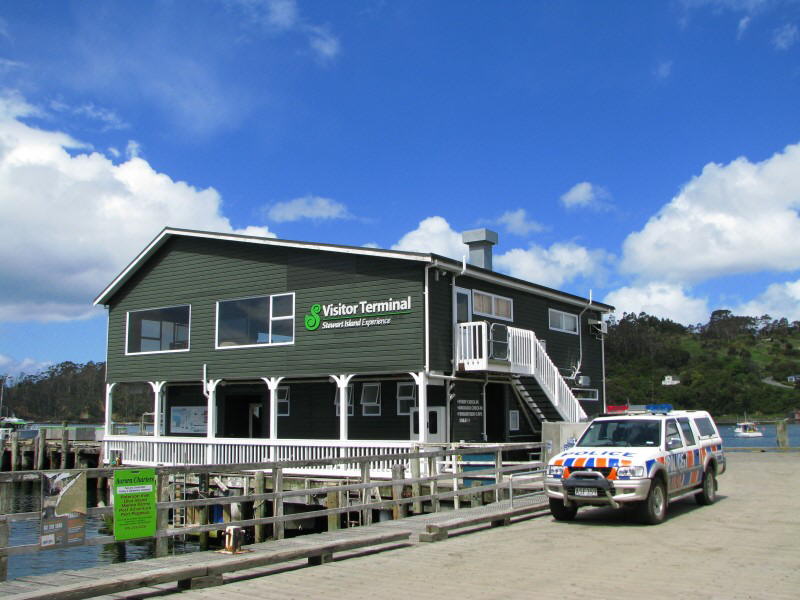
[261,377,285,462]
[104,383,117,438]
[330,374,355,444]
[148,381,166,438]
[409,371,429,443]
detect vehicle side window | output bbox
[694,417,717,438]
[678,417,696,446]
[665,419,683,450]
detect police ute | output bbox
[545,405,725,525]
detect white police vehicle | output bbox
[545,405,725,524]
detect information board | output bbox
[40,471,87,548]
[113,468,157,541]
[170,405,207,434]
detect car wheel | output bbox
[638,479,667,525]
[695,467,717,506]
[549,498,578,521]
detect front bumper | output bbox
[545,473,653,506]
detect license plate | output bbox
[574,487,598,497]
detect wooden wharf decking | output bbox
[0,495,548,600]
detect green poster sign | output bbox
[113,468,157,541]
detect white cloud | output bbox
[391,216,468,259]
[125,140,142,159]
[654,60,673,80]
[737,16,752,38]
[773,23,799,50]
[495,244,611,289]
[49,99,128,131]
[0,58,24,71]
[560,182,611,210]
[496,209,545,236]
[391,216,607,289]
[736,279,800,321]
[307,26,341,61]
[0,354,52,378]
[362,242,380,249]
[604,282,710,325]
[621,142,800,284]
[266,195,350,222]
[0,93,274,323]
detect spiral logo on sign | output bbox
[304,304,322,331]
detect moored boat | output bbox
[734,421,763,437]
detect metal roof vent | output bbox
[462,228,499,270]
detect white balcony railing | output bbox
[455,322,586,423]
[103,436,416,477]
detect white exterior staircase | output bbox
[455,321,587,423]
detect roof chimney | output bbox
[462,228,499,270]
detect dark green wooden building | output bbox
[95,227,613,467]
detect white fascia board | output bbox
[94,228,432,306]
[431,258,614,313]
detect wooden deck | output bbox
[0,496,548,599]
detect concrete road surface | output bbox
[179,452,800,600]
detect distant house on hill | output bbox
[787,375,800,383]
[661,375,680,386]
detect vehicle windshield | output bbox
[576,419,661,448]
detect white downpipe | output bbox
[424,264,432,372]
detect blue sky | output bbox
[1,0,800,377]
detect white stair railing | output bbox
[455,322,586,423]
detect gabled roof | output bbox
[94,227,614,312]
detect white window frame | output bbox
[276,386,290,417]
[509,409,520,432]
[335,385,354,417]
[549,308,579,335]
[360,382,382,417]
[125,304,191,356]
[215,292,295,350]
[571,388,599,401]
[472,290,513,322]
[396,382,417,415]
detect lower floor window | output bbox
[335,385,354,416]
[571,388,599,401]
[361,383,381,416]
[509,409,520,431]
[277,386,290,416]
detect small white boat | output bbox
[734,421,763,438]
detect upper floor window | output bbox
[473,290,513,321]
[549,308,578,334]
[216,293,295,349]
[127,305,190,354]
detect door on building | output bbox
[410,407,447,443]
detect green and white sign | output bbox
[304,296,412,331]
[113,468,157,541]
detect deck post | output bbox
[0,515,8,581]
[331,374,354,442]
[148,381,166,438]
[391,464,406,519]
[261,377,284,449]
[326,489,340,531]
[104,383,116,438]
[411,452,422,514]
[360,463,372,526]
[254,471,266,542]
[155,472,169,557]
[205,379,221,464]
[410,372,429,443]
[60,424,69,469]
[10,432,19,471]
[273,467,284,540]
[198,473,209,550]
[36,430,46,470]
[495,449,503,502]
[427,455,439,512]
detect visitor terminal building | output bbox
[94,227,613,471]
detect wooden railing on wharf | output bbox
[0,442,545,581]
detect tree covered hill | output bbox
[606,310,800,417]
[2,309,800,421]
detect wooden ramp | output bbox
[0,495,548,600]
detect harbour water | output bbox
[2,423,798,581]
